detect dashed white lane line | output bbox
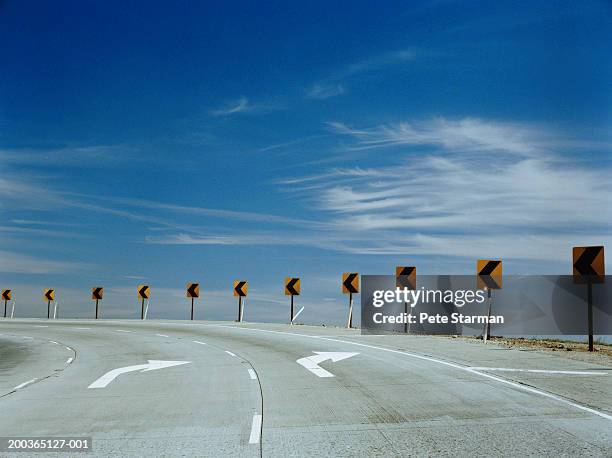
[13,379,37,391]
[156,334,169,338]
[115,329,131,333]
[75,327,91,330]
[49,341,59,345]
[22,336,33,339]
[66,357,73,364]
[64,346,71,351]
[248,369,257,380]
[249,414,262,444]
[225,350,237,357]
[469,367,609,376]
[34,325,48,328]
[192,340,207,345]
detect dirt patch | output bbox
[465,335,612,358]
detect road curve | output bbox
[1,318,611,457]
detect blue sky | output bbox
[1,1,610,323]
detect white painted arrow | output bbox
[296,351,359,378]
[88,360,190,389]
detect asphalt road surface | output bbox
[1,319,611,457]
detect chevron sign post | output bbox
[233,280,248,322]
[2,289,11,318]
[92,287,103,319]
[137,285,150,320]
[342,273,359,329]
[573,246,605,352]
[396,266,416,333]
[284,277,301,323]
[186,283,200,321]
[477,260,502,343]
[44,289,55,319]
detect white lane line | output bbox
[249,414,262,444]
[22,336,33,339]
[49,341,59,345]
[248,369,257,380]
[469,367,609,376]
[75,327,91,330]
[156,334,169,338]
[66,357,73,364]
[13,379,37,390]
[115,329,131,333]
[192,340,207,345]
[64,346,71,351]
[225,350,237,357]
[210,324,612,422]
[34,325,48,328]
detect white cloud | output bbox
[209,96,282,116]
[327,117,559,156]
[0,250,87,274]
[283,117,612,262]
[0,145,136,167]
[139,117,612,264]
[340,49,416,78]
[305,83,346,100]
[306,48,415,102]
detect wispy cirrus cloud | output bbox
[335,49,416,79]
[0,145,138,167]
[305,83,346,100]
[0,250,88,274]
[4,117,609,268]
[278,117,611,261]
[209,96,282,116]
[306,49,417,100]
[327,118,556,156]
[135,117,612,263]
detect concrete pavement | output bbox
[1,319,611,457]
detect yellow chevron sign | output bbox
[396,266,416,290]
[92,287,104,300]
[477,260,502,290]
[137,285,150,299]
[284,277,301,296]
[342,273,359,294]
[233,280,248,297]
[44,289,55,301]
[186,283,200,298]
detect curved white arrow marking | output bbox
[88,360,190,389]
[296,351,359,378]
